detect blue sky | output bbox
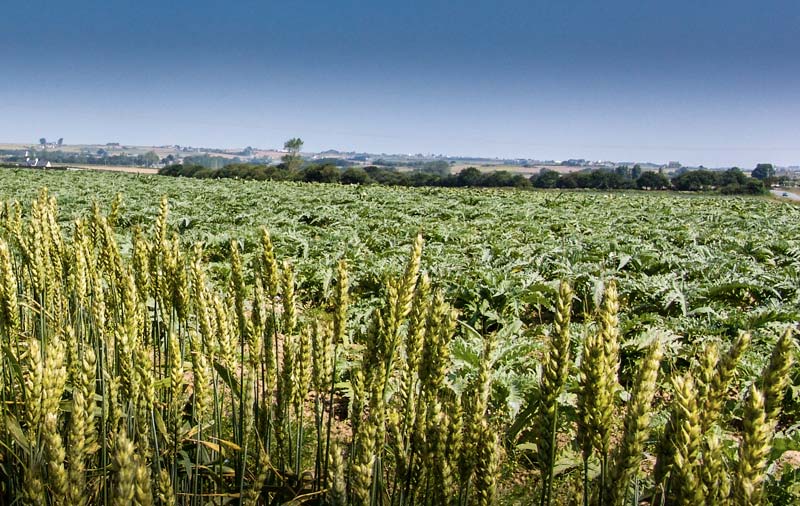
[1,0,798,167]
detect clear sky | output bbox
[1,0,798,167]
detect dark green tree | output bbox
[533,169,560,188]
[303,164,340,183]
[672,170,719,191]
[636,171,671,190]
[457,167,482,186]
[719,167,748,186]
[751,163,775,180]
[341,166,371,185]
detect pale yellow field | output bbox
[449,163,586,175]
[60,164,158,175]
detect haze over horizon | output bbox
[1,0,798,168]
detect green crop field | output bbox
[0,167,797,505]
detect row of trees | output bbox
[156,140,766,194]
[532,167,766,194]
[8,150,162,167]
[158,162,766,194]
[672,168,767,194]
[158,162,533,187]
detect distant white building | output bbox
[25,157,52,168]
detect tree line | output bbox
[534,166,767,194]
[5,150,162,167]
[158,162,767,194]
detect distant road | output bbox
[770,189,800,201]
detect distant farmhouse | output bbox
[23,152,52,168]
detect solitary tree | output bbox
[751,163,775,181]
[57,138,64,147]
[39,138,47,146]
[283,138,304,172]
